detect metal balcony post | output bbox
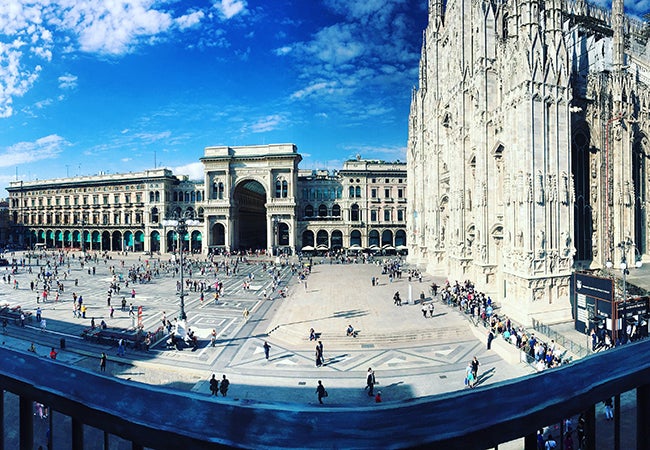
[72,417,84,450]
[0,390,4,450]
[19,395,33,450]
[638,384,650,450]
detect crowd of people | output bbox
[437,279,572,371]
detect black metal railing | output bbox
[1,342,649,450]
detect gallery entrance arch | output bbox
[233,179,267,250]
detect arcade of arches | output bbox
[30,228,204,253]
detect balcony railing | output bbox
[1,340,650,449]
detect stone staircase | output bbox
[267,321,476,348]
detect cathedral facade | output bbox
[407,0,650,324]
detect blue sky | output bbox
[0,0,429,190]
[0,1,647,193]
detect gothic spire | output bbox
[612,0,625,70]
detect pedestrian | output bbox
[263,341,271,360]
[315,344,323,367]
[317,340,324,362]
[471,356,480,382]
[110,306,114,318]
[375,391,382,403]
[243,308,250,320]
[428,302,434,317]
[117,339,125,357]
[99,352,107,372]
[40,318,47,332]
[366,367,376,396]
[603,397,614,420]
[209,374,219,396]
[544,434,557,449]
[316,380,326,404]
[81,304,87,319]
[20,312,25,327]
[36,307,42,322]
[421,302,428,318]
[210,329,217,347]
[219,375,230,396]
[487,328,495,350]
[465,361,475,388]
[49,347,57,359]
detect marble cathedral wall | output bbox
[407,0,650,325]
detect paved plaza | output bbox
[0,251,533,402]
[0,249,637,449]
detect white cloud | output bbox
[134,131,172,143]
[173,162,204,180]
[55,0,174,55]
[246,114,284,133]
[290,81,336,100]
[58,73,78,89]
[274,45,292,56]
[0,40,43,118]
[307,23,365,65]
[0,134,69,167]
[176,10,205,30]
[214,0,247,20]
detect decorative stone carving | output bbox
[536,171,544,205]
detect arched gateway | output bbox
[200,144,301,255]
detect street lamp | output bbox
[162,212,200,321]
[608,238,643,344]
[272,216,279,256]
[81,217,87,255]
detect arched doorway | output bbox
[369,230,380,247]
[302,230,315,250]
[124,231,133,251]
[134,231,145,252]
[350,230,362,247]
[233,179,267,250]
[112,231,123,251]
[395,230,406,246]
[150,231,161,252]
[331,230,343,250]
[191,230,202,252]
[278,223,290,246]
[211,223,225,247]
[97,231,106,251]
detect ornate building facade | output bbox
[407,0,650,324]
[6,145,406,256]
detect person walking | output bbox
[209,374,219,396]
[210,329,217,347]
[36,307,42,323]
[316,380,326,404]
[471,356,480,383]
[366,368,376,396]
[263,341,271,360]
[315,344,323,367]
[40,318,47,332]
[243,308,250,321]
[219,375,230,396]
[317,340,324,363]
[603,397,614,420]
[99,352,107,372]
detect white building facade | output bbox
[407,0,650,324]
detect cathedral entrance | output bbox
[233,179,267,251]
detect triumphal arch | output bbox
[200,144,301,254]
